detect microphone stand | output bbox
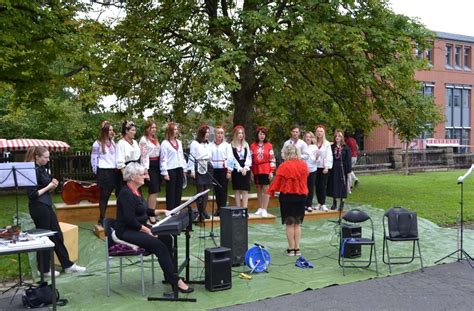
[185,151,223,246]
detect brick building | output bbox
[364,31,474,153]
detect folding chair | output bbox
[383,207,424,273]
[338,209,379,276]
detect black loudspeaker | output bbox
[341,224,362,258]
[205,247,232,291]
[220,206,248,266]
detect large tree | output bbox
[98,0,439,143]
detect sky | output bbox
[389,0,474,36]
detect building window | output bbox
[425,47,433,64]
[455,45,462,69]
[446,44,453,68]
[465,47,471,70]
[418,83,435,139]
[445,85,471,153]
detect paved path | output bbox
[216,261,474,311]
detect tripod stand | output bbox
[0,162,38,297]
[435,165,474,268]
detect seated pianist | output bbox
[114,162,193,295]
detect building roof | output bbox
[435,31,474,44]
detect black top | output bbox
[26,164,53,207]
[115,185,155,237]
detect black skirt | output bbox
[231,170,251,191]
[279,193,306,225]
[254,174,270,185]
[145,159,161,194]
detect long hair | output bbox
[334,129,346,145]
[196,124,209,143]
[24,146,48,163]
[254,126,269,144]
[99,121,112,154]
[165,122,177,141]
[231,125,248,148]
[304,131,316,145]
[315,124,328,144]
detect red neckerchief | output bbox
[169,139,179,151]
[148,136,158,146]
[127,184,141,197]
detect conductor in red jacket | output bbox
[268,144,309,257]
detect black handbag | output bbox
[22,281,68,308]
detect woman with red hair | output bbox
[230,125,252,208]
[250,127,276,217]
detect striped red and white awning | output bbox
[0,139,70,152]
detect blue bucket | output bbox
[244,245,271,273]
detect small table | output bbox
[0,237,56,310]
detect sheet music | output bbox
[0,162,37,188]
[152,189,210,229]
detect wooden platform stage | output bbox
[55,195,343,235]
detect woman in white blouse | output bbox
[160,123,187,211]
[314,125,333,211]
[210,126,232,216]
[230,125,252,208]
[188,125,213,222]
[116,120,141,194]
[303,131,318,212]
[139,119,161,212]
[90,120,118,225]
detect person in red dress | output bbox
[250,127,276,218]
[268,144,309,257]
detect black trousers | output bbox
[97,168,119,224]
[119,230,178,285]
[213,168,228,209]
[305,171,317,207]
[165,167,184,210]
[315,168,329,205]
[28,202,74,273]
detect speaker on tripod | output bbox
[205,247,232,291]
[220,206,248,266]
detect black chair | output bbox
[103,218,155,296]
[338,209,379,276]
[382,207,424,273]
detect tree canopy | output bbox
[0,0,441,150]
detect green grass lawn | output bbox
[1,170,471,282]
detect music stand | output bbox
[436,165,474,267]
[0,162,38,296]
[148,189,209,303]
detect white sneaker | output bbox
[64,263,86,274]
[316,204,321,211]
[320,205,329,212]
[306,206,314,212]
[261,209,268,217]
[255,208,263,216]
[38,270,60,277]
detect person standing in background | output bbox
[116,120,141,194]
[328,130,352,211]
[314,125,333,211]
[250,126,276,218]
[303,131,317,212]
[91,121,118,226]
[230,125,252,208]
[345,132,360,193]
[210,126,232,217]
[281,126,308,161]
[188,125,213,222]
[139,119,161,223]
[160,122,187,210]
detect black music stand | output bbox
[148,189,209,303]
[0,162,38,296]
[436,165,474,267]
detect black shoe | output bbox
[330,202,337,210]
[201,211,210,220]
[338,201,345,211]
[354,180,359,187]
[178,286,194,294]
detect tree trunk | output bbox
[404,140,410,175]
[232,62,257,139]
